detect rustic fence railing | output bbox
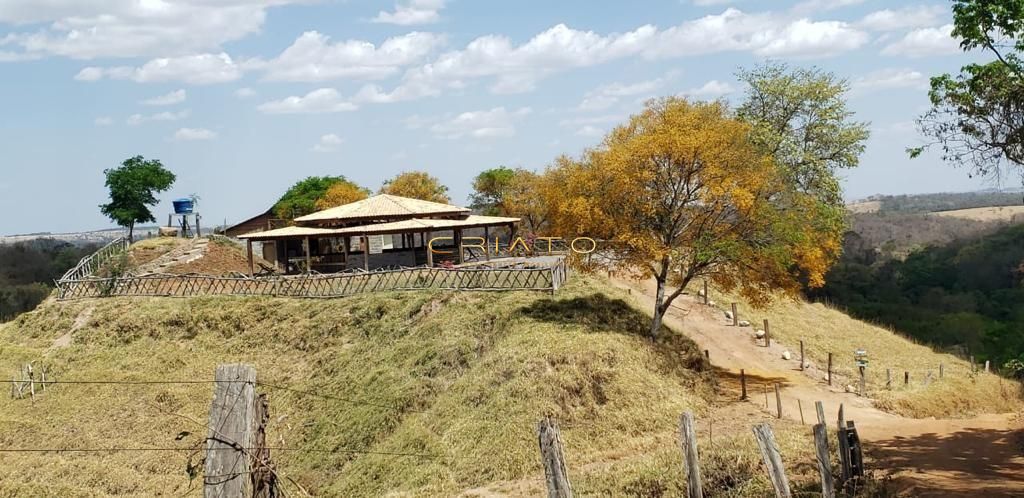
[56,236,129,285]
[55,257,569,300]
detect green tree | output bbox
[380,171,450,203]
[99,156,176,241]
[274,176,349,220]
[911,0,1024,183]
[469,166,517,215]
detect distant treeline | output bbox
[866,190,1023,214]
[0,239,97,321]
[810,223,1024,367]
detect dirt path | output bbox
[610,277,1024,497]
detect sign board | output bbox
[854,349,869,368]
[368,235,384,255]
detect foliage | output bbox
[469,166,517,215]
[313,180,371,210]
[505,168,556,233]
[868,190,1023,214]
[911,0,1024,183]
[380,171,450,203]
[810,223,1024,367]
[737,62,870,208]
[273,176,349,220]
[0,239,98,321]
[99,156,176,240]
[547,97,843,338]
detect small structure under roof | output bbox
[236,194,519,274]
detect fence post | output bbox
[538,417,573,498]
[703,280,709,306]
[753,423,792,498]
[797,399,805,425]
[815,401,826,427]
[679,412,704,498]
[731,303,738,326]
[800,341,805,371]
[740,369,747,400]
[904,371,909,386]
[939,363,944,379]
[763,319,771,347]
[774,383,782,419]
[858,367,866,397]
[204,364,258,498]
[836,407,851,491]
[827,353,833,386]
[886,369,892,390]
[813,423,836,498]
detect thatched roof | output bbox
[294,194,469,224]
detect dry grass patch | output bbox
[127,237,188,267]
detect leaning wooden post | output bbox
[204,364,258,498]
[797,399,806,425]
[740,369,748,400]
[774,383,783,419]
[813,423,836,498]
[678,412,704,498]
[763,319,771,347]
[752,423,792,498]
[731,303,738,326]
[538,417,573,498]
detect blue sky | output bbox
[0,0,994,234]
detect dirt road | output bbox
[611,277,1024,497]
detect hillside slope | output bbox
[0,276,832,497]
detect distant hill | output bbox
[848,189,1023,215]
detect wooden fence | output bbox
[56,236,129,283]
[56,257,570,300]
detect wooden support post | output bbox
[454,229,464,264]
[703,280,709,305]
[204,364,257,498]
[886,369,892,390]
[342,236,349,267]
[484,226,490,261]
[774,383,782,419]
[752,423,792,498]
[827,353,833,386]
[731,303,738,326]
[764,319,771,347]
[426,230,434,267]
[679,412,704,498]
[246,239,254,276]
[800,340,805,370]
[798,399,805,425]
[362,235,369,271]
[407,233,416,265]
[740,369,747,400]
[813,423,836,498]
[303,236,311,273]
[538,417,573,498]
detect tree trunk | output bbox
[650,276,666,340]
[127,222,134,242]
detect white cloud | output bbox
[255,30,445,82]
[173,128,217,141]
[859,6,946,32]
[367,9,869,102]
[75,53,243,84]
[429,107,532,139]
[372,0,446,25]
[312,133,343,152]
[256,88,357,114]
[680,79,736,99]
[141,89,186,106]
[235,87,257,99]
[578,75,672,111]
[852,68,928,93]
[0,1,301,60]
[127,109,190,126]
[575,125,604,137]
[94,116,113,126]
[881,24,960,57]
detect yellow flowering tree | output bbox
[380,171,450,203]
[314,181,370,210]
[549,97,841,339]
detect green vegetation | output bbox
[811,223,1024,371]
[867,191,1023,214]
[0,275,844,497]
[273,176,351,220]
[99,156,176,241]
[0,239,97,321]
[469,166,516,215]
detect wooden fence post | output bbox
[797,400,805,425]
[970,355,976,373]
[774,383,782,419]
[204,364,258,498]
[763,319,771,347]
[827,353,833,386]
[740,369,748,400]
[731,303,738,326]
[799,341,805,370]
[703,280,709,306]
[939,363,944,379]
[886,369,892,390]
[679,412,703,498]
[904,371,909,386]
[813,423,836,498]
[858,367,866,397]
[538,417,573,498]
[815,401,825,427]
[753,423,792,498]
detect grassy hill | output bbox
[0,275,830,497]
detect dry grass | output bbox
[165,237,258,275]
[127,237,187,267]
[931,205,1024,222]
[706,288,1022,418]
[847,200,882,214]
[0,276,845,497]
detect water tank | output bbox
[172,198,194,214]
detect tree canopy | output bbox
[314,180,371,210]
[380,171,450,203]
[912,0,1024,183]
[274,176,350,219]
[469,166,517,215]
[99,156,176,240]
[548,98,843,338]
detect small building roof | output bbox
[236,215,519,240]
[294,194,470,224]
[237,225,346,241]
